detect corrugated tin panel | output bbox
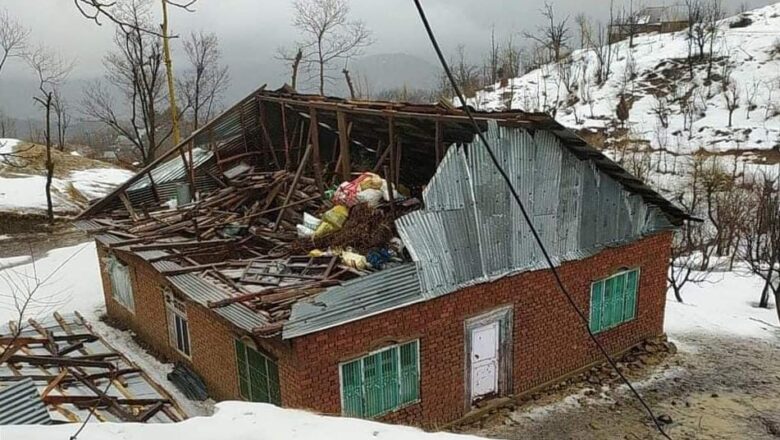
[397,121,675,299]
[283,264,423,339]
[167,273,267,332]
[0,379,51,425]
[128,148,214,191]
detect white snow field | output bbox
[472,3,780,154]
[0,138,134,215]
[0,402,486,440]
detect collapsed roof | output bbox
[77,86,691,339]
[0,313,187,424]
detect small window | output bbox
[234,339,281,405]
[340,340,420,419]
[589,268,640,333]
[107,256,134,312]
[165,290,191,357]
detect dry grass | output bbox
[0,142,116,178]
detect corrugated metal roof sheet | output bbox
[283,264,423,339]
[168,273,268,333]
[0,379,51,425]
[396,121,674,300]
[128,148,214,191]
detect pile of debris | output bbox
[0,312,187,424]
[82,168,417,336]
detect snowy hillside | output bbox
[473,3,780,156]
[0,138,133,216]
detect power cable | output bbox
[411,1,673,438]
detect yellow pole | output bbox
[161,0,180,146]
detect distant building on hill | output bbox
[609,4,689,44]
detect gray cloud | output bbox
[1,0,775,118]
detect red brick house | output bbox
[77,87,689,427]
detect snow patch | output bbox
[0,401,486,440]
[665,268,778,339]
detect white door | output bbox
[470,321,500,400]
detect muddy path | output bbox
[461,331,780,440]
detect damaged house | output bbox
[76,86,690,427]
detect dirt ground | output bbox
[0,223,89,259]
[459,331,780,440]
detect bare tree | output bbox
[0,247,86,369]
[451,45,481,98]
[524,2,570,62]
[586,2,617,85]
[484,26,500,85]
[0,111,15,138]
[73,0,196,36]
[52,90,71,151]
[27,45,72,223]
[667,154,721,302]
[179,31,229,131]
[742,174,780,318]
[722,81,740,128]
[0,8,30,77]
[83,0,174,165]
[281,0,372,95]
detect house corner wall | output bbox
[283,232,672,428]
[95,241,242,401]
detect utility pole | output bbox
[161,0,181,146]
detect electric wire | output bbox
[411,1,673,437]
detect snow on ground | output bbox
[1,402,485,440]
[664,267,779,339]
[0,138,134,216]
[0,168,133,215]
[473,3,780,154]
[69,168,136,201]
[0,138,21,154]
[0,242,213,418]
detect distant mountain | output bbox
[349,53,440,96]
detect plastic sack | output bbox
[321,205,349,229]
[356,188,383,207]
[302,212,321,230]
[332,172,381,206]
[296,224,315,238]
[313,221,336,238]
[341,250,368,270]
[359,173,384,191]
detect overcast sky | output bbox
[0,0,774,117]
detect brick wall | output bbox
[96,231,671,426]
[286,232,672,427]
[96,242,242,401]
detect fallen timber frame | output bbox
[0,312,188,423]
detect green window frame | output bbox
[340,340,420,418]
[234,340,281,405]
[589,268,639,333]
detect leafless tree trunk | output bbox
[342,66,356,99]
[742,174,780,319]
[82,0,173,165]
[52,90,71,151]
[279,0,372,95]
[0,8,29,77]
[723,81,740,128]
[523,2,571,63]
[179,31,229,131]
[27,46,72,224]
